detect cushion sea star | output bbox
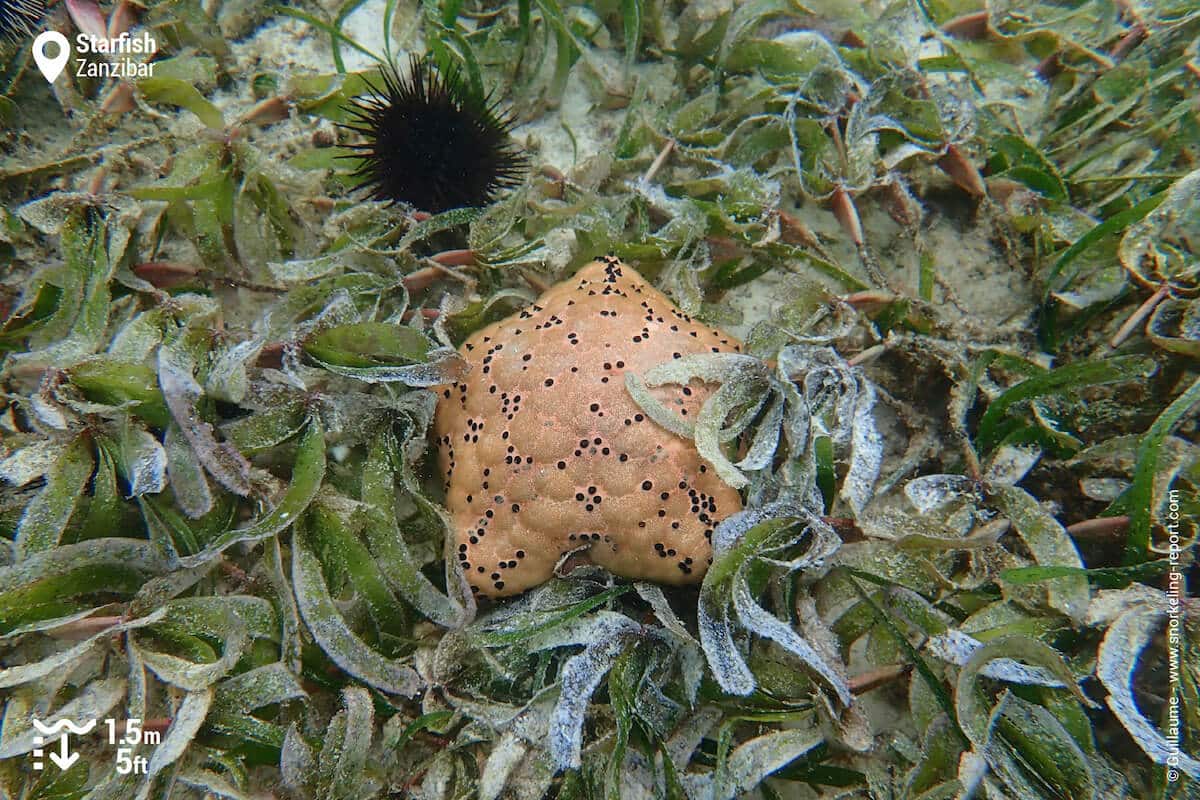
[434,257,744,598]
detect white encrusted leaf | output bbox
[904,473,974,514]
[926,631,1069,687]
[0,677,127,758]
[205,337,263,404]
[985,444,1042,486]
[730,577,851,704]
[123,425,167,497]
[993,485,1089,622]
[1097,603,1200,778]
[479,731,528,800]
[0,608,165,692]
[280,725,314,792]
[145,688,213,781]
[137,615,248,691]
[293,535,421,696]
[697,593,754,696]
[548,624,635,769]
[0,440,66,486]
[840,379,882,513]
[717,727,823,800]
[158,334,252,497]
[164,422,213,518]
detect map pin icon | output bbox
[32,31,71,84]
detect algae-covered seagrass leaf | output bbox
[992,485,1089,622]
[213,663,306,713]
[989,134,1068,202]
[165,422,214,520]
[841,380,883,514]
[629,345,881,507]
[136,610,248,691]
[904,474,976,514]
[280,725,314,794]
[306,321,431,366]
[177,416,325,568]
[734,395,784,473]
[955,635,1100,799]
[178,769,257,800]
[205,337,264,405]
[975,356,1156,453]
[267,254,344,283]
[309,500,409,637]
[700,511,794,695]
[728,29,842,84]
[158,331,252,497]
[1118,168,1200,293]
[29,392,71,431]
[699,504,847,701]
[522,610,642,655]
[306,322,468,385]
[395,206,482,251]
[694,379,769,489]
[698,587,753,696]
[925,630,1069,688]
[480,731,528,800]
[293,528,421,696]
[0,608,165,690]
[162,595,279,642]
[312,687,375,800]
[624,371,697,439]
[0,282,62,355]
[66,357,172,428]
[0,538,167,636]
[779,345,881,505]
[139,77,225,129]
[731,577,851,704]
[141,688,213,790]
[715,727,824,800]
[0,439,66,486]
[1097,601,1200,779]
[139,492,227,564]
[548,614,639,770]
[221,401,309,454]
[118,424,168,498]
[361,436,464,628]
[991,693,1098,800]
[13,434,93,559]
[11,210,115,369]
[985,444,1041,487]
[1147,297,1200,357]
[472,584,631,647]
[633,582,705,700]
[1123,375,1200,563]
[0,605,111,641]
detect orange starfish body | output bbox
[434,257,744,598]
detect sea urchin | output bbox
[339,56,528,213]
[0,0,44,43]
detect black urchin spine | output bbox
[339,56,528,213]
[0,0,45,43]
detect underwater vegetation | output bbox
[0,0,1197,799]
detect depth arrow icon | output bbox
[48,736,79,770]
[31,718,94,771]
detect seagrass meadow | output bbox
[0,0,1198,798]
